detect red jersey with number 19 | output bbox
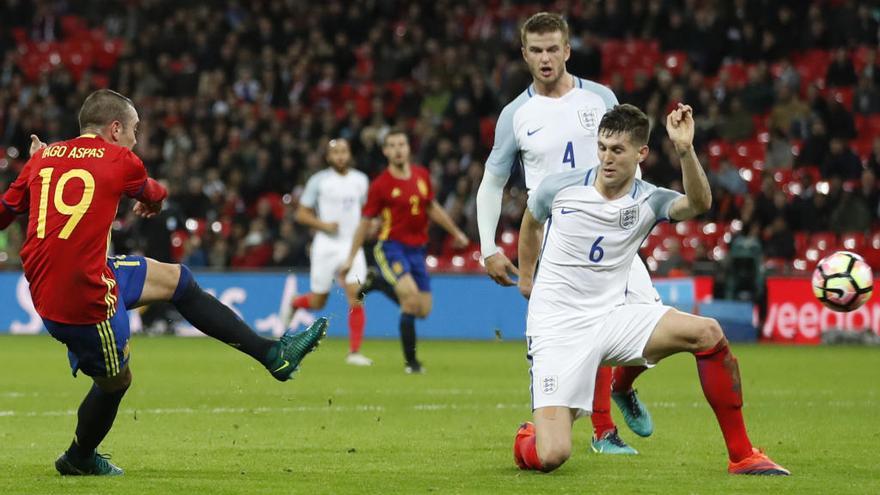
[0,134,167,325]
[361,165,434,247]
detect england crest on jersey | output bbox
[578,108,600,136]
[620,205,639,229]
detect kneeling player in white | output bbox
[286,139,372,366]
[513,104,788,475]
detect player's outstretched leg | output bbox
[644,310,789,475]
[695,340,790,475]
[611,365,653,437]
[150,262,326,380]
[590,367,638,454]
[56,371,130,476]
[263,317,329,381]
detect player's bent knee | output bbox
[538,443,571,472]
[95,366,132,393]
[699,318,724,350]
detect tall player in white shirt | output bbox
[287,138,373,366]
[512,103,789,476]
[475,12,652,454]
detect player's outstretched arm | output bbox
[340,217,372,278]
[294,205,338,234]
[476,171,519,286]
[666,104,712,222]
[426,200,469,248]
[517,209,543,299]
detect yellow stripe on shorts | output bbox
[99,321,119,376]
[373,242,398,286]
[96,321,114,376]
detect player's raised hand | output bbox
[665,103,694,148]
[29,134,47,157]
[133,200,163,218]
[485,251,519,286]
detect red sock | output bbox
[591,366,616,438]
[695,340,753,462]
[348,306,365,353]
[292,294,311,310]
[515,431,544,471]
[611,365,648,393]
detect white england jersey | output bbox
[299,168,369,246]
[526,167,682,336]
[484,76,619,191]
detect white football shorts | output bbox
[309,241,367,294]
[625,256,662,305]
[528,304,672,415]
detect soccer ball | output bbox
[811,251,874,312]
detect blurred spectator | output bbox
[0,0,876,276]
[796,119,830,168]
[867,137,880,177]
[853,75,880,115]
[826,48,857,87]
[822,138,863,180]
[825,98,857,140]
[764,128,794,170]
[763,216,795,260]
[857,169,879,224]
[718,97,755,142]
[768,84,809,139]
[710,159,748,195]
[830,188,872,234]
[181,236,208,267]
[724,223,764,302]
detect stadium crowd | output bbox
[1,0,879,280]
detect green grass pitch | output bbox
[1,334,878,494]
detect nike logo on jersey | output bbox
[527,127,544,136]
[560,208,578,215]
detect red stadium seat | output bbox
[479,117,496,149]
[663,51,688,76]
[851,138,874,162]
[730,140,766,170]
[794,231,810,256]
[809,232,837,252]
[719,62,749,89]
[794,49,831,90]
[840,232,866,252]
[60,15,89,38]
[763,257,789,274]
[674,220,695,236]
[865,231,880,270]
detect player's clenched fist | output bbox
[665,103,694,149]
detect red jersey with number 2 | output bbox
[361,165,434,247]
[1,134,163,324]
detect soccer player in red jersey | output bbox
[0,90,327,476]
[341,130,469,373]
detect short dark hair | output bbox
[521,12,570,46]
[78,89,135,132]
[598,104,651,146]
[382,128,408,146]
